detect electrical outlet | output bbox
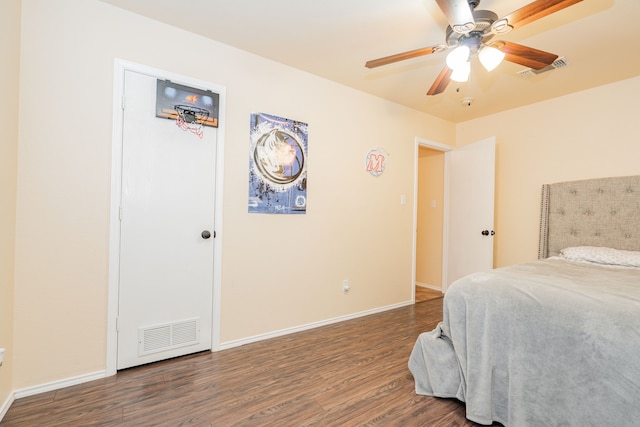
[342,279,350,293]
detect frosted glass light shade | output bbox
[479,46,505,71]
[446,45,470,70]
[450,61,470,82]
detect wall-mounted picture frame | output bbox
[248,113,308,214]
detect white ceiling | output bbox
[100,0,640,123]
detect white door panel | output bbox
[446,137,495,286]
[117,70,216,369]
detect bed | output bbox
[409,175,640,426]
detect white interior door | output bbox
[117,70,216,369]
[446,137,496,286]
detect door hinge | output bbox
[116,317,119,332]
[121,95,126,110]
[119,206,123,221]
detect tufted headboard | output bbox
[538,175,640,259]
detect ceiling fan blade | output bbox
[427,66,452,96]
[492,41,558,70]
[365,45,445,68]
[436,0,476,33]
[495,0,583,32]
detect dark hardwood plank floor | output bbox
[415,286,443,303]
[2,298,495,427]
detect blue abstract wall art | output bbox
[248,113,308,214]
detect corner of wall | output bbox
[0,0,22,419]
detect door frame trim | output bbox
[106,59,226,375]
[412,137,454,299]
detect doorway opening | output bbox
[413,138,452,303]
[412,136,496,303]
[416,147,445,294]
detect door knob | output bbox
[201,230,211,239]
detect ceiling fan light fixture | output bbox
[446,45,470,70]
[479,46,505,72]
[450,61,471,82]
[364,0,583,98]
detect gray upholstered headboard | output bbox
[539,175,640,259]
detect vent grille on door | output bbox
[138,318,200,356]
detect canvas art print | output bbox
[248,113,308,214]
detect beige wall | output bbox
[7,0,640,403]
[0,0,20,410]
[11,0,455,390]
[457,76,640,267]
[415,148,444,289]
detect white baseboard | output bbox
[1,392,15,422]
[217,300,413,351]
[1,371,107,422]
[13,370,107,400]
[416,282,442,292]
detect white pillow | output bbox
[560,246,640,267]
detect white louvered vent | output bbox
[517,57,568,79]
[139,318,200,356]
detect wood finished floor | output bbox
[2,298,494,427]
[415,286,443,303]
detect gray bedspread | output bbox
[409,258,640,426]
